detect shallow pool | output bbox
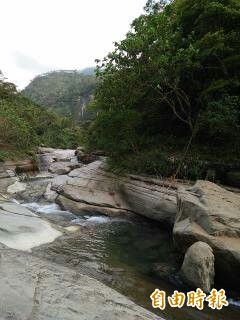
[25,201,240,320]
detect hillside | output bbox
[22,69,98,121]
[0,72,82,160]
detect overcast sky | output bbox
[1,0,146,89]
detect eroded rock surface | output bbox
[180,241,215,293]
[174,180,240,288]
[0,245,162,320]
[38,148,78,171]
[55,161,178,225]
[0,200,61,251]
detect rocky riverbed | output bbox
[0,147,239,320]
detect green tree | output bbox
[87,0,240,171]
[0,73,83,159]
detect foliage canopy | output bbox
[87,0,240,174]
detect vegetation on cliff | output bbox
[0,72,82,160]
[87,0,240,179]
[23,69,97,121]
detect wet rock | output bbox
[173,180,240,288]
[180,241,215,293]
[100,264,125,274]
[152,262,178,284]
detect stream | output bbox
[22,199,240,320]
[5,148,238,320]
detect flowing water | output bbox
[24,201,240,320]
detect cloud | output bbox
[1,0,146,89]
[13,52,54,74]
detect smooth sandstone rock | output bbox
[56,161,177,225]
[0,201,62,251]
[57,195,128,217]
[120,177,177,225]
[0,245,162,320]
[181,241,215,293]
[173,180,240,288]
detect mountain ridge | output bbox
[22,67,97,121]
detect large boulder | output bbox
[48,162,81,175]
[180,241,215,293]
[56,161,178,225]
[38,148,78,171]
[173,180,240,288]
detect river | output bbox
[22,198,240,320]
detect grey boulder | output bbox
[181,241,215,293]
[49,162,81,175]
[174,180,240,288]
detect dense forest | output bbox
[23,69,97,121]
[0,71,82,160]
[86,0,240,180]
